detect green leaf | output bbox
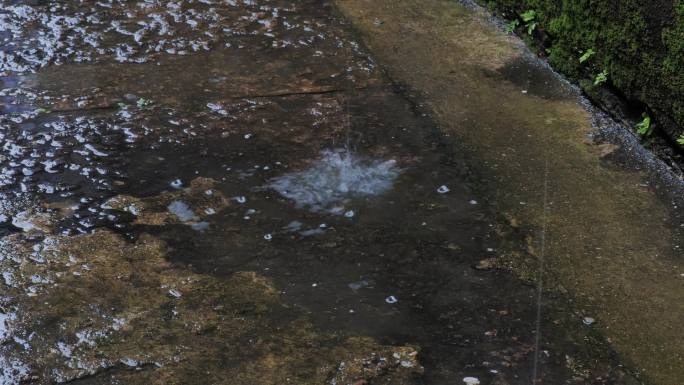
[505,19,520,34]
[677,134,684,145]
[579,48,595,63]
[636,114,653,136]
[593,70,608,86]
[521,10,537,22]
[527,21,537,35]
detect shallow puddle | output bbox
[0,0,675,384]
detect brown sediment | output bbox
[1,216,421,384]
[105,177,230,226]
[333,0,684,384]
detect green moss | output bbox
[483,0,684,142]
[663,1,684,128]
[0,186,424,384]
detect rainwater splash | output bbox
[268,148,400,213]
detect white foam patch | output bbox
[0,310,30,384]
[167,201,199,222]
[268,149,400,213]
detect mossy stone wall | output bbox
[480,0,684,146]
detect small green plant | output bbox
[521,10,536,22]
[677,133,684,145]
[521,10,537,34]
[636,113,653,136]
[594,70,608,86]
[579,49,595,63]
[505,19,520,34]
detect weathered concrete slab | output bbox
[0,0,671,384]
[333,0,684,384]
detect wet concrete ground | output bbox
[0,0,677,384]
[334,0,684,384]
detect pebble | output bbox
[437,185,450,194]
[463,377,480,385]
[583,316,596,326]
[385,295,398,304]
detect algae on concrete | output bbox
[0,187,422,384]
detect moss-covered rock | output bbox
[481,0,684,146]
[0,185,423,384]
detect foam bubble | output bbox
[268,149,400,213]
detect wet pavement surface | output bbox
[334,1,684,384]
[0,0,673,384]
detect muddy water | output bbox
[0,0,669,384]
[334,0,684,384]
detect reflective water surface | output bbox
[0,0,680,384]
